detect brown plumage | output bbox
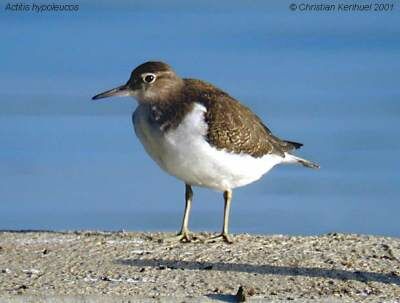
[148,77,302,158]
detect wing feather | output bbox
[183,79,299,158]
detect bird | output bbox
[92,61,319,243]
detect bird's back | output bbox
[181,79,302,158]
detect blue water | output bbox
[1,1,399,236]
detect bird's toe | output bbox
[160,231,198,243]
[204,233,234,244]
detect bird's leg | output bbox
[205,189,234,244]
[222,189,233,243]
[178,184,193,241]
[162,184,195,243]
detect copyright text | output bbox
[289,2,395,12]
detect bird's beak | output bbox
[92,83,131,100]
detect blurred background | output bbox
[0,0,399,236]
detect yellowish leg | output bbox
[205,189,234,244]
[162,184,195,243]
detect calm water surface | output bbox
[1,1,399,236]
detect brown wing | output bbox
[183,79,300,158]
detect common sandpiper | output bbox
[92,61,319,243]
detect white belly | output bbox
[133,103,283,191]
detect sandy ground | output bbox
[0,231,399,302]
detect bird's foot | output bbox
[204,233,234,244]
[160,231,198,243]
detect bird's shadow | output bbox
[117,258,400,286]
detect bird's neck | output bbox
[144,96,193,133]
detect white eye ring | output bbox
[142,73,156,84]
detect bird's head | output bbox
[92,61,183,103]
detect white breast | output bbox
[133,103,284,191]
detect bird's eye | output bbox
[143,73,156,84]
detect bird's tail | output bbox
[284,154,320,169]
